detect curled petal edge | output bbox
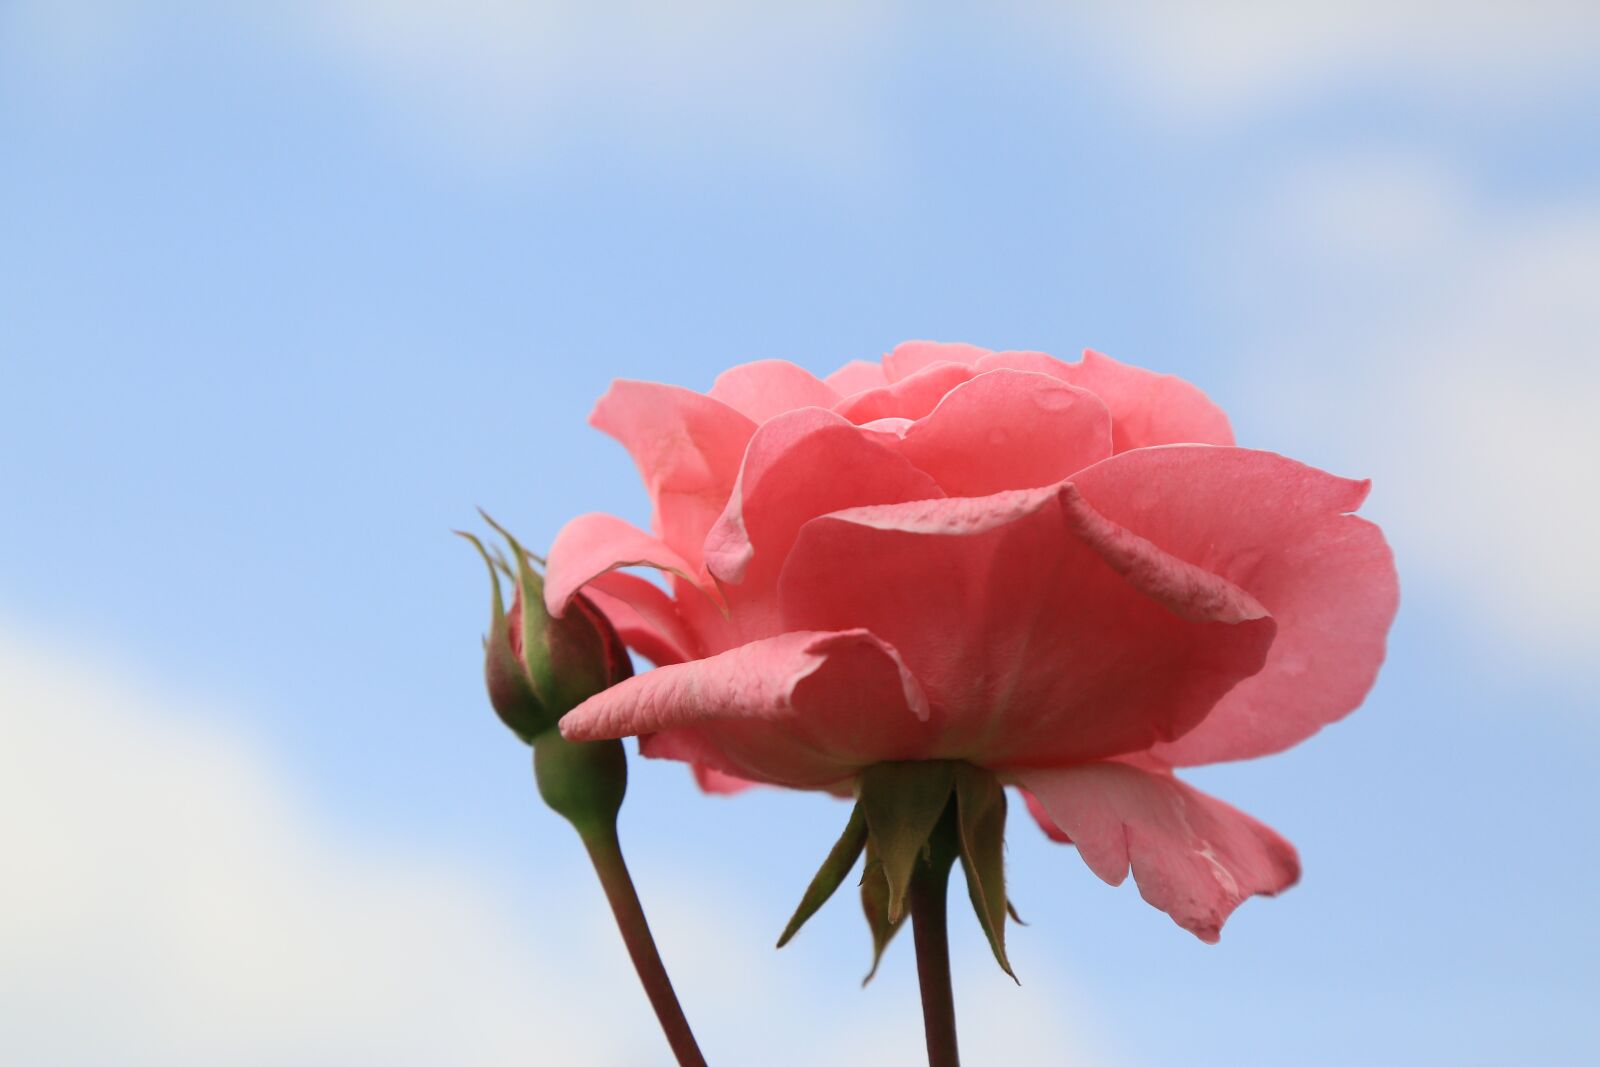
[1013,763,1300,943]
[544,511,724,618]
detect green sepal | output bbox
[777,802,868,948]
[785,761,1023,986]
[953,764,1016,981]
[857,761,958,924]
[479,510,617,718]
[457,530,551,743]
[478,512,558,705]
[858,837,907,985]
[487,541,516,580]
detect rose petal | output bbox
[634,732,759,793]
[668,571,744,657]
[974,349,1234,451]
[1021,788,1071,843]
[1015,762,1300,942]
[589,380,756,567]
[823,358,889,397]
[883,340,992,382]
[709,359,841,423]
[560,629,933,788]
[972,349,1078,379]
[779,484,1275,768]
[693,764,757,794]
[705,407,943,588]
[859,416,915,436]
[899,369,1113,495]
[833,361,977,424]
[1070,445,1398,765]
[544,512,714,617]
[581,570,701,666]
[1070,350,1234,451]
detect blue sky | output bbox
[3,5,1597,1065]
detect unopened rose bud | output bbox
[461,521,633,745]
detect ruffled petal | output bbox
[705,407,943,587]
[833,361,977,424]
[883,340,991,382]
[1015,762,1300,942]
[1021,788,1071,843]
[580,570,701,666]
[779,483,1275,768]
[635,732,759,793]
[1069,445,1398,765]
[544,512,715,616]
[975,349,1234,451]
[561,629,934,788]
[899,369,1113,495]
[824,358,889,396]
[588,380,756,568]
[693,764,757,794]
[972,349,1079,379]
[700,406,943,649]
[1069,350,1234,451]
[669,571,744,657]
[708,359,841,423]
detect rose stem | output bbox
[910,809,962,1067]
[581,825,709,1067]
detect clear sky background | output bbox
[3,4,1597,1065]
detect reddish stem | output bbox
[582,828,709,1067]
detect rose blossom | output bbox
[547,341,1397,940]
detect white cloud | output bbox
[1378,213,1600,657]
[1230,155,1600,663]
[0,628,656,1065]
[0,0,897,168]
[295,0,905,168]
[0,626,1108,1064]
[1027,2,1600,120]
[319,1,886,137]
[7,3,1596,163]
[1260,154,1473,271]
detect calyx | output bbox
[778,760,1018,982]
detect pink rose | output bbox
[549,341,1397,940]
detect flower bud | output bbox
[461,521,633,745]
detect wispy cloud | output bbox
[0,627,658,1064]
[1226,153,1600,667]
[12,2,1595,170]
[300,0,904,167]
[1023,2,1600,120]
[1,0,899,169]
[0,626,1108,1064]
[9,0,1587,181]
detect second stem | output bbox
[583,827,709,1067]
